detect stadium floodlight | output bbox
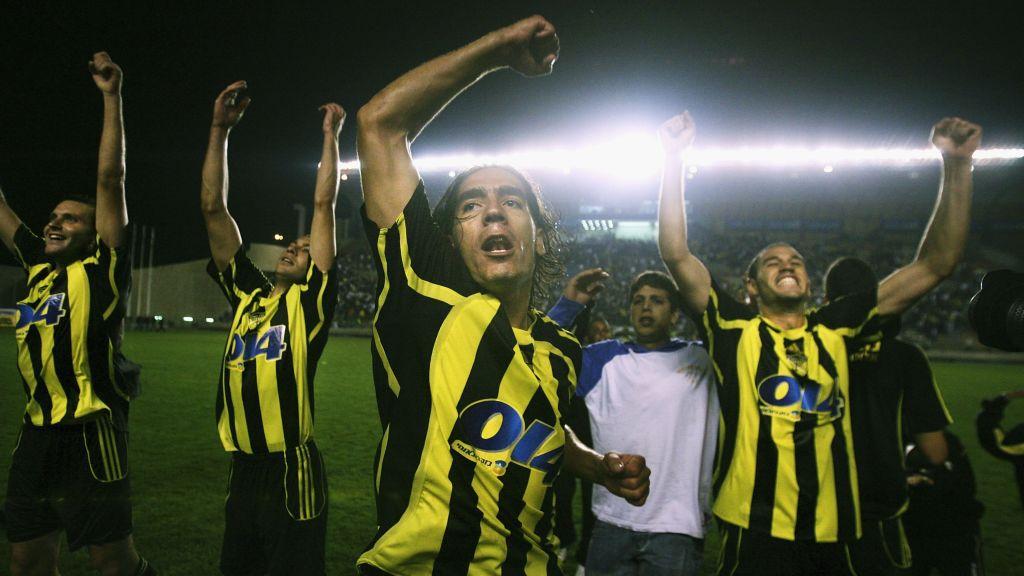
[183,316,194,323]
[274,233,284,241]
[336,140,1024,176]
[205,317,215,324]
[154,315,163,321]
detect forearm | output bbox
[915,158,973,276]
[201,128,231,215]
[314,133,340,209]
[95,93,128,242]
[563,426,605,484]
[310,132,339,269]
[358,31,506,143]
[658,155,691,262]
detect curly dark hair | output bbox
[432,165,566,308]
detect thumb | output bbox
[603,452,625,477]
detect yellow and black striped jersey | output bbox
[208,248,337,454]
[359,183,581,576]
[12,224,131,429]
[695,278,877,542]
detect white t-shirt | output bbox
[578,339,718,537]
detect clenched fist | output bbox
[212,81,251,130]
[319,103,346,137]
[89,52,123,95]
[493,15,559,77]
[659,111,696,155]
[931,117,982,160]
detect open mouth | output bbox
[776,275,799,288]
[46,233,66,243]
[481,235,514,257]
[280,256,295,266]
[637,317,654,327]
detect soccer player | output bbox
[200,82,342,576]
[1,53,156,576]
[657,111,980,575]
[548,270,719,576]
[356,15,651,575]
[824,257,953,575]
[977,390,1024,508]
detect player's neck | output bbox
[271,280,293,298]
[759,303,807,330]
[636,335,670,351]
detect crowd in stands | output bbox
[330,227,986,350]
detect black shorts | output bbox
[716,522,856,576]
[848,516,911,575]
[4,418,132,551]
[220,440,328,576]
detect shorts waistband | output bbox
[231,439,318,461]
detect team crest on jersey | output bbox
[226,324,287,369]
[756,374,844,423]
[451,399,563,484]
[16,293,67,329]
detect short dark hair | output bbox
[57,194,97,208]
[824,257,877,301]
[628,270,682,311]
[433,165,566,307]
[745,241,799,280]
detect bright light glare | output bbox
[183,316,194,322]
[205,317,215,324]
[274,233,284,241]
[337,136,1024,175]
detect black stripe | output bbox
[498,384,559,574]
[434,311,516,576]
[792,412,819,539]
[717,523,742,576]
[748,324,780,533]
[532,319,581,374]
[241,360,269,453]
[831,418,857,542]
[26,326,53,425]
[532,485,560,576]
[275,303,301,449]
[51,277,80,422]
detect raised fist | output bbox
[931,117,982,160]
[319,103,346,137]
[89,52,123,95]
[659,111,696,154]
[495,15,559,77]
[212,81,251,130]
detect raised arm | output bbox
[201,81,249,271]
[310,103,345,272]
[877,118,981,315]
[89,52,128,248]
[0,186,24,255]
[356,15,559,228]
[657,112,711,316]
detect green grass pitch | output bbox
[0,331,1021,574]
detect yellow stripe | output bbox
[372,229,400,398]
[104,418,124,479]
[375,425,390,493]
[295,446,306,519]
[397,216,462,306]
[994,429,1024,456]
[97,420,114,481]
[102,244,120,320]
[306,269,330,343]
[304,445,314,520]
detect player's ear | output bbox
[744,276,759,302]
[536,233,547,257]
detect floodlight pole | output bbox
[145,227,155,316]
[293,204,307,239]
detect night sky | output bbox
[1,1,1021,266]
